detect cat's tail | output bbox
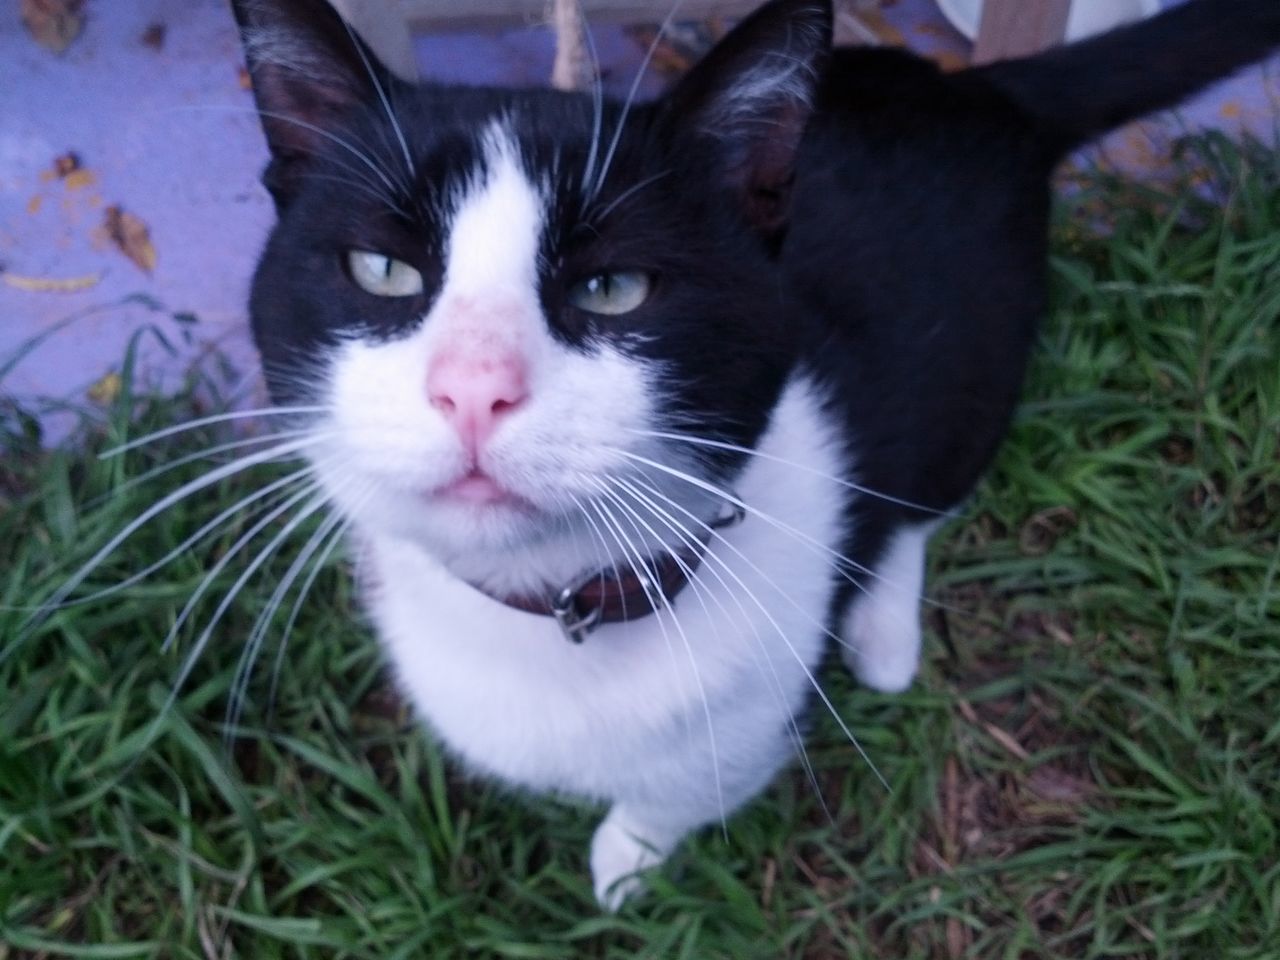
[978,0,1280,154]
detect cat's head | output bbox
[233,0,832,593]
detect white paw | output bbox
[842,595,921,693]
[841,525,930,693]
[590,812,670,911]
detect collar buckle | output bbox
[550,578,604,644]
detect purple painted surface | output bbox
[2,1,1277,441]
[1,0,273,438]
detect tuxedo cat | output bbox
[229,0,1280,908]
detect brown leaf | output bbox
[1026,766,1096,806]
[64,168,96,191]
[88,371,122,407]
[53,151,81,178]
[20,0,85,55]
[983,721,1031,762]
[1018,505,1078,556]
[104,205,157,274]
[0,269,101,294]
[141,22,166,51]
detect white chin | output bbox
[356,485,559,553]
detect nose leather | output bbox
[427,352,528,454]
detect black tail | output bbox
[979,0,1280,154]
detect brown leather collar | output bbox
[495,545,705,643]
[473,498,746,644]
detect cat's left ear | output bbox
[663,0,832,237]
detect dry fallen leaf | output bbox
[64,169,96,192]
[0,269,101,294]
[1026,767,1095,806]
[20,0,85,55]
[53,151,81,177]
[104,205,157,273]
[141,22,166,50]
[88,371,123,407]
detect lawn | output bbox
[1,135,1278,959]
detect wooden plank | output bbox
[833,1,878,47]
[972,0,1071,65]
[551,0,594,91]
[329,0,420,79]
[403,0,761,29]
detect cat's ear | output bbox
[664,0,831,237]
[229,0,397,206]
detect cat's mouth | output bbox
[429,468,536,511]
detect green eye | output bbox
[347,250,424,297]
[567,271,651,316]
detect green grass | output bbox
[2,136,1279,958]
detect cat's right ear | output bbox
[229,0,395,207]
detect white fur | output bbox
[698,7,826,139]
[841,523,935,693]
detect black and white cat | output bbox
[229,0,1280,908]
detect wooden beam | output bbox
[329,0,420,79]
[551,0,594,91]
[402,0,761,30]
[972,0,1071,65]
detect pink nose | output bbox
[427,352,529,454]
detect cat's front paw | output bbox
[589,810,672,911]
[842,593,921,693]
[840,525,931,693]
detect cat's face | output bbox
[235,0,830,588]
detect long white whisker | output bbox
[339,20,416,187]
[9,436,320,660]
[618,473,889,790]
[101,406,325,458]
[340,19,414,199]
[607,475,833,820]
[612,448,961,614]
[225,498,353,744]
[588,497,694,744]
[156,104,405,201]
[266,511,355,725]
[579,17,605,200]
[159,480,323,654]
[624,473,863,657]
[7,464,317,615]
[93,428,324,506]
[297,171,410,211]
[589,479,728,833]
[590,0,685,202]
[565,490,627,616]
[253,108,405,198]
[631,429,957,517]
[588,169,673,225]
[148,489,335,753]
